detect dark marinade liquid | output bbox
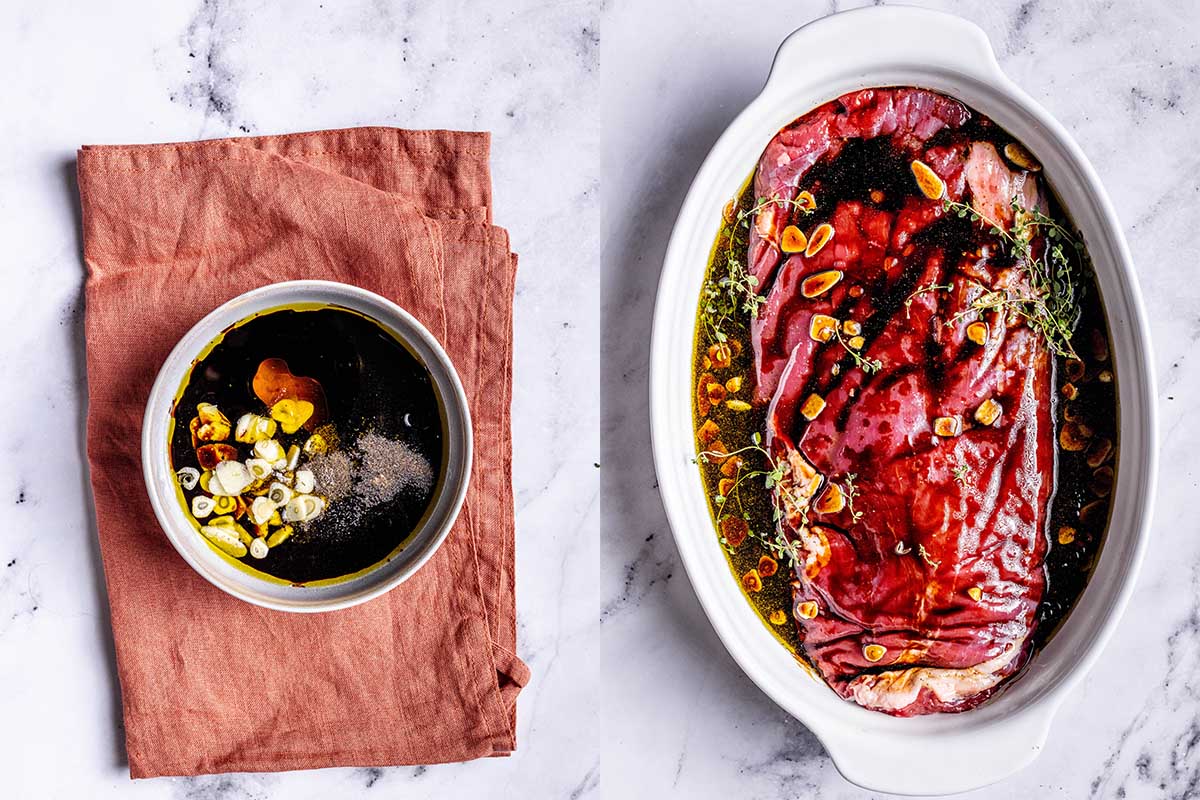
[170,306,444,584]
[695,122,1117,656]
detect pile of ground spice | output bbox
[305,431,436,539]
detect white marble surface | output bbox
[0,1,598,798]
[602,0,1199,798]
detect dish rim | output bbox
[141,279,473,613]
[648,6,1157,794]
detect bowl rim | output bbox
[141,279,473,613]
[649,6,1157,794]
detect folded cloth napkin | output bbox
[77,127,528,778]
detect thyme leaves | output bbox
[702,194,814,344]
[935,194,1086,359]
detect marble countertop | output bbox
[0,0,598,798]
[603,0,1198,798]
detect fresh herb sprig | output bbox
[695,432,810,568]
[936,194,1085,359]
[702,194,814,344]
[952,462,972,487]
[832,327,883,374]
[842,472,864,523]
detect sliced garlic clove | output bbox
[283,494,326,523]
[966,321,989,346]
[815,483,845,514]
[809,313,837,343]
[193,403,232,442]
[235,414,254,443]
[253,439,285,463]
[267,482,293,507]
[294,469,315,495]
[176,467,200,490]
[933,416,962,437]
[248,537,269,559]
[974,398,1002,427]
[800,393,826,421]
[250,496,276,526]
[213,460,253,496]
[237,413,279,443]
[200,524,248,558]
[804,224,835,258]
[206,470,235,497]
[910,160,945,200]
[245,458,273,481]
[191,495,215,519]
[286,444,301,471]
[800,269,842,298]
[1003,142,1041,172]
[780,225,808,254]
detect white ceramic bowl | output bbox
[650,7,1156,796]
[143,280,472,613]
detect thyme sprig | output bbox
[695,436,798,567]
[905,282,953,310]
[832,327,883,374]
[842,472,865,523]
[702,194,814,344]
[952,462,972,488]
[934,194,1085,359]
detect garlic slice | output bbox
[176,467,200,490]
[250,496,276,526]
[283,494,326,523]
[213,460,253,495]
[191,495,215,519]
[253,439,285,463]
[294,469,315,495]
[245,458,273,481]
[206,470,234,497]
[248,537,269,559]
[200,524,248,558]
[236,413,278,444]
[267,482,293,507]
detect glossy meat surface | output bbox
[753,89,1053,715]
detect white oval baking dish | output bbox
[143,280,472,613]
[649,7,1156,795]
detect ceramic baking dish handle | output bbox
[816,705,1058,795]
[766,7,1009,93]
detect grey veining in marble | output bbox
[0,0,599,798]
[602,0,1198,798]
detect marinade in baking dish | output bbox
[692,87,1116,715]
